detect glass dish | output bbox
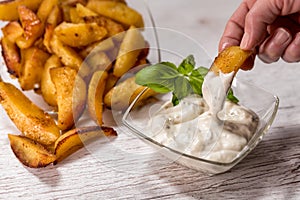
[123,78,279,174]
[120,7,279,174]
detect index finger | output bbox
[218,1,254,52]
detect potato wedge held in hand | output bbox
[8,134,56,168]
[0,81,60,145]
[54,126,117,163]
[210,46,255,74]
[50,66,87,131]
[88,70,108,125]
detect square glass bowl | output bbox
[119,1,279,174]
[123,79,279,175]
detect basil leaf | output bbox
[227,88,239,103]
[171,94,179,106]
[142,83,172,93]
[192,66,209,77]
[160,61,177,70]
[189,76,203,96]
[135,63,179,92]
[178,55,195,75]
[173,76,193,100]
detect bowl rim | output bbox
[122,78,279,167]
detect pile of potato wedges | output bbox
[0,0,156,168]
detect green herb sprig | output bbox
[135,55,238,106]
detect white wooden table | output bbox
[1,0,300,199]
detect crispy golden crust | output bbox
[210,46,255,74]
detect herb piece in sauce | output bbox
[135,55,239,106]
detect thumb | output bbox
[240,0,300,50]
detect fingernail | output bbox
[273,28,290,45]
[294,32,300,46]
[240,32,250,50]
[221,42,230,51]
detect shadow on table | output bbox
[25,165,61,187]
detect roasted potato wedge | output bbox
[50,66,87,131]
[0,0,44,21]
[41,55,62,106]
[19,47,50,90]
[104,73,119,95]
[47,5,63,26]
[79,38,115,58]
[49,34,83,70]
[113,26,145,77]
[43,23,55,53]
[104,76,156,110]
[1,37,22,77]
[37,0,58,22]
[61,0,87,7]
[16,5,44,49]
[1,21,24,43]
[75,3,97,17]
[54,126,117,163]
[83,15,124,37]
[8,134,56,168]
[69,7,83,23]
[85,51,112,72]
[87,70,108,125]
[54,22,107,47]
[210,46,255,74]
[0,81,60,145]
[86,1,144,28]
[49,34,91,78]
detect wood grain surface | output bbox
[0,0,300,199]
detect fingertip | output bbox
[219,42,230,52]
[218,38,240,52]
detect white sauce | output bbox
[146,71,259,163]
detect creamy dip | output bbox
[146,71,259,163]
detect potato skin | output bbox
[210,46,254,74]
[1,37,21,77]
[8,134,56,168]
[86,1,144,28]
[18,47,50,90]
[104,76,156,111]
[0,0,44,21]
[0,81,60,146]
[54,22,107,47]
[113,26,145,78]
[87,70,108,125]
[54,126,117,163]
[41,55,62,106]
[50,66,87,131]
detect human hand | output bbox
[219,0,300,64]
